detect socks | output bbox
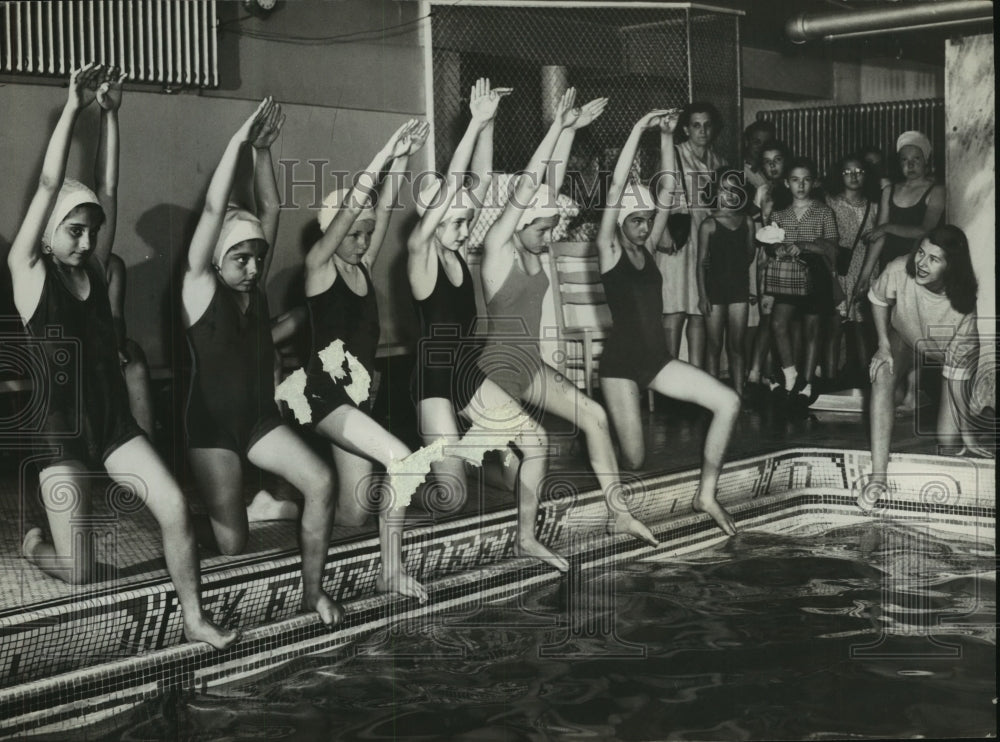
[782,366,798,391]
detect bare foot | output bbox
[608,514,660,547]
[857,478,888,513]
[246,490,299,522]
[184,613,240,650]
[303,591,345,627]
[376,569,429,604]
[22,527,44,563]
[516,538,569,572]
[691,493,737,536]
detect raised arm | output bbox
[550,97,608,195]
[250,101,286,280]
[597,109,670,255]
[304,122,409,274]
[8,65,100,274]
[483,87,580,254]
[855,184,892,298]
[93,67,126,269]
[366,120,428,269]
[648,112,680,250]
[469,82,512,207]
[186,98,272,279]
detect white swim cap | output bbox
[616,183,655,226]
[214,207,266,266]
[43,179,102,247]
[317,188,376,234]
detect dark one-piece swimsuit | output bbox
[186,284,283,456]
[880,183,939,271]
[412,254,486,413]
[303,265,380,424]
[26,256,143,468]
[600,246,674,388]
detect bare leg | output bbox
[417,396,471,518]
[461,379,566,571]
[188,448,248,555]
[314,406,427,602]
[686,314,706,369]
[523,364,658,547]
[123,340,155,440]
[248,425,343,627]
[599,376,645,470]
[704,306,726,379]
[662,312,686,359]
[25,461,94,584]
[825,314,843,381]
[725,303,749,396]
[802,313,822,386]
[649,360,740,535]
[105,437,239,649]
[869,331,912,485]
[770,302,797,372]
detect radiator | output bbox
[757,99,944,177]
[1,0,218,88]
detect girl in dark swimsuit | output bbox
[181,100,344,627]
[855,130,944,300]
[11,66,236,649]
[407,79,565,572]
[599,110,739,536]
[297,121,429,603]
[479,88,659,548]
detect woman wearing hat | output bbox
[854,130,944,301]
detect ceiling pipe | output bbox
[785,1,994,43]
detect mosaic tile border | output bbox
[0,448,993,738]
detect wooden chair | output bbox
[548,242,656,411]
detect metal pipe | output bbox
[786,1,993,43]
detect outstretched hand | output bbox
[96,67,128,111]
[659,108,682,136]
[250,99,286,149]
[573,97,608,130]
[554,87,580,129]
[469,78,511,124]
[636,109,674,131]
[238,97,274,144]
[68,63,102,110]
[404,120,431,156]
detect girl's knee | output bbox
[216,532,248,556]
[621,447,646,471]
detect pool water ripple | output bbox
[108,521,995,741]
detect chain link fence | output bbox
[430,3,742,248]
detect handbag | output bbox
[665,146,692,249]
[764,254,810,296]
[836,200,872,276]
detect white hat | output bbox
[317,188,376,234]
[514,183,561,232]
[896,130,931,161]
[43,179,101,247]
[616,183,655,226]
[214,207,266,266]
[414,177,474,219]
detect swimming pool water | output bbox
[105,520,995,741]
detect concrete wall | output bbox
[0,0,427,369]
[945,33,995,411]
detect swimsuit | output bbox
[412,254,486,413]
[479,259,548,398]
[186,285,283,455]
[25,257,143,467]
[705,220,751,305]
[600,247,674,387]
[303,266,380,423]
[880,183,938,271]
